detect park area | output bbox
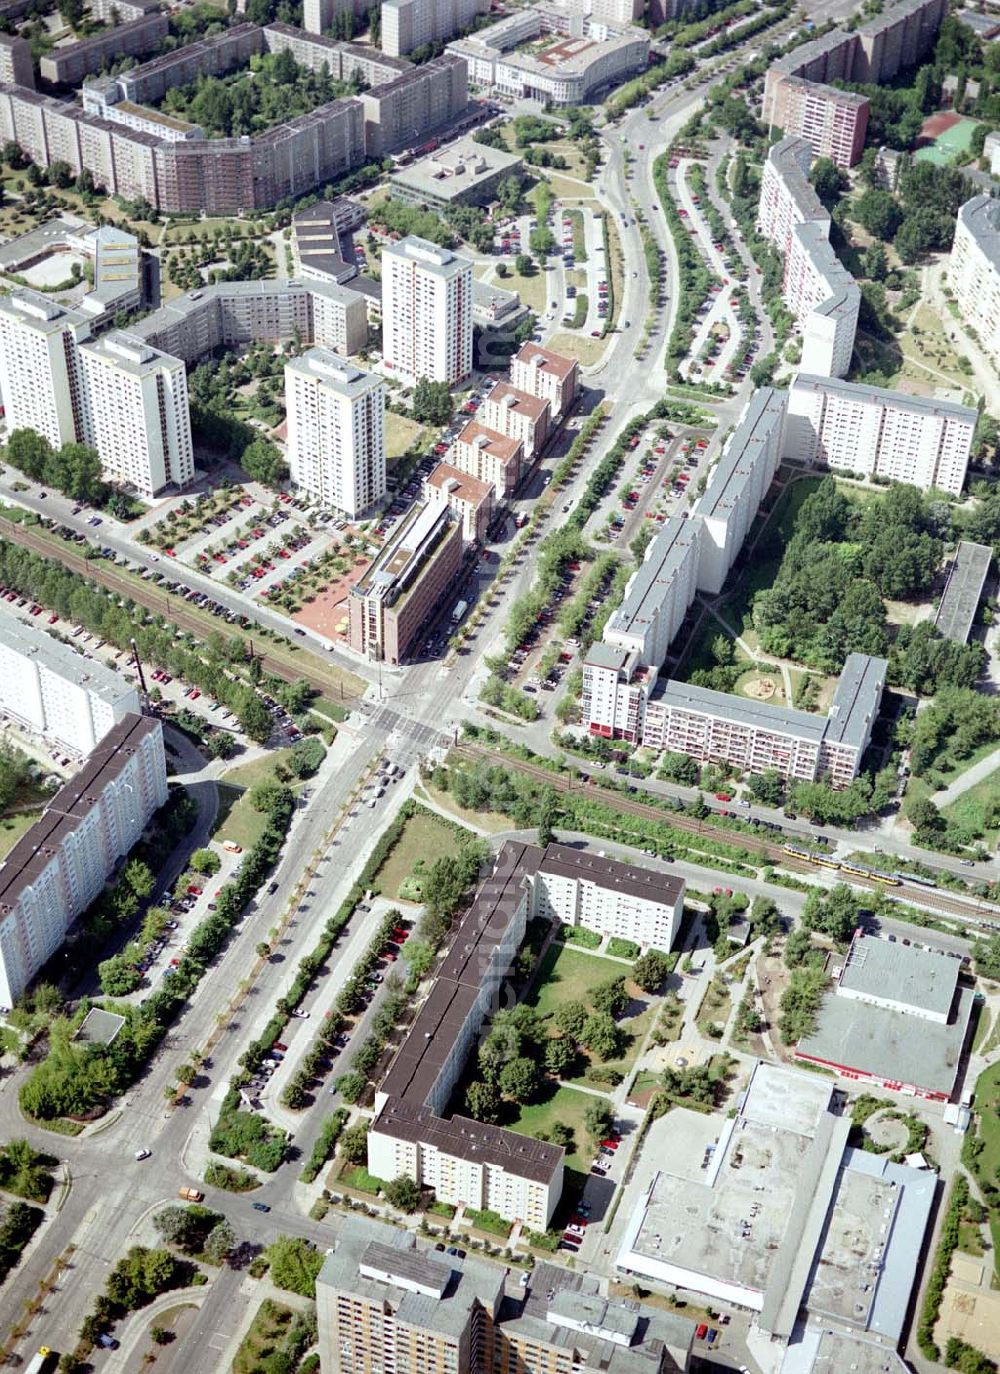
[526,942,658,1088]
[373,809,471,901]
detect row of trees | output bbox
[6,428,108,506]
[0,541,278,743]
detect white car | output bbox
[135,1148,151,1161]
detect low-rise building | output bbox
[390,135,522,208]
[479,382,550,460]
[452,419,524,497]
[449,11,649,105]
[796,930,977,1100]
[934,540,993,644]
[0,611,141,753]
[510,341,579,420]
[616,1060,935,1347]
[424,461,494,544]
[348,500,463,664]
[290,197,365,285]
[0,714,167,1009]
[784,373,976,495]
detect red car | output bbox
[696,1324,708,1340]
[714,792,732,802]
[48,613,58,624]
[600,1138,619,1151]
[187,885,203,896]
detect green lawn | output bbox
[374,809,471,901]
[386,411,425,463]
[506,1082,606,1173]
[222,748,295,791]
[233,1299,295,1374]
[971,1060,1000,1267]
[212,783,273,852]
[0,809,41,861]
[941,767,1000,845]
[526,943,657,1087]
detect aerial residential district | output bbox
[3,0,1000,1368]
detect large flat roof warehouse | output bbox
[389,136,523,205]
[795,983,976,1098]
[616,1062,934,1342]
[934,540,992,644]
[835,930,960,1020]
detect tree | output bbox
[49,160,72,189]
[632,951,670,993]
[853,188,902,240]
[659,751,699,785]
[98,954,141,997]
[554,1001,588,1040]
[498,1055,541,1103]
[543,1036,577,1077]
[6,428,53,480]
[465,1078,502,1124]
[338,1122,369,1164]
[337,1070,366,1104]
[237,693,273,745]
[208,731,238,760]
[537,785,557,846]
[802,884,860,943]
[204,1220,236,1265]
[266,1236,323,1298]
[583,1099,613,1141]
[591,976,629,1019]
[411,378,453,426]
[749,896,782,939]
[747,770,783,806]
[241,437,288,487]
[810,157,847,205]
[384,1174,421,1212]
[862,242,888,282]
[784,928,817,969]
[908,795,943,835]
[190,848,221,876]
[288,736,326,778]
[581,1012,625,1061]
[973,933,1000,981]
[779,967,829,1044]
[515,252,533,276]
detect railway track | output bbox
[0,518,363,704]
[455,742,998,928]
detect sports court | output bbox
[914,112,979,165]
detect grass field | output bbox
[971,1061,1000,1266]
[526,943,656,1086]
[546,331,609,366]
[506,1081,606,1173]
[942,768,1000,845]
[386,411,425,463]
[504,264,548,313]
[416,780,511,834]
[221,749,295,791]
[374,809,469,901]
[233,1299,295,1374]
[212,783,273,851]
[0,810,41,861]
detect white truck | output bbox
[451,599,468,624]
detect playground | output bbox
[914,112,979,166]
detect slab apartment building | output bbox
[368,841,685,1226]
[0,715,167,1008]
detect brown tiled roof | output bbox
[513,342,577,380]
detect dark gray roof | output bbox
[360,1240,451,1297]
[824,654,887,751]
[699,387,786,523]
[934,540,993,644]
[0,714,161,913]
[541,842,684,908]
[605,516,699,642]
[373,1096,565,1183]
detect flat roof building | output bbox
[603,516,700,669]
[316,1216,695,1374]
[382,235,474,386]
[285,348,386,519]
[348,500,463,664]
[390,135,523,208]
[796,930,976,1100]
[757,139,860,378]
[695,387,785,594]
[785,373,976,495]
[934,540,992,644]
[951,195,1000,376]
[0,714,167,1007]
[290,197,365,285]
[510,341,579,420]
[616,1061,935,1344]
[0,610,141,753]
